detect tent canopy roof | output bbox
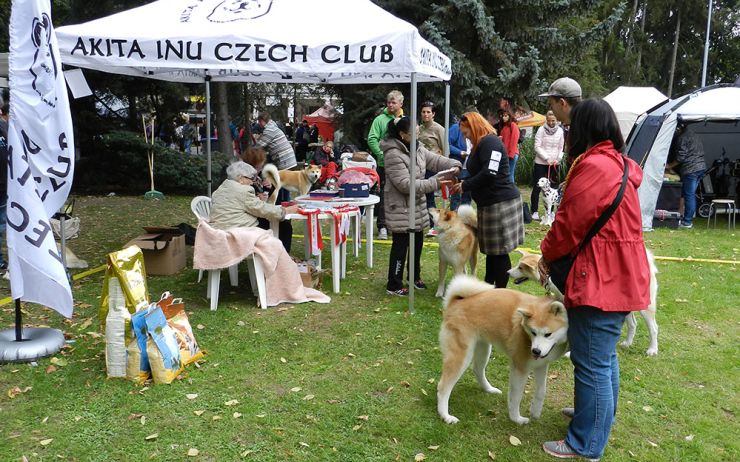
[56,0,451,84]
[603,86,667,114]
[674,86,740,121]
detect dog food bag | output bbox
[104,278,129,378]
[145,305,183,384]
[126,307,152,384]
[156,292,204,366]
[100,246,150,334]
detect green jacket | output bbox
[367,108,403,167]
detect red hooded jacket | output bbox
[541,141,650,311]
[499,122,520,159]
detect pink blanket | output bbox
[193,221,330,307]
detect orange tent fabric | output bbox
[304,104,337,141]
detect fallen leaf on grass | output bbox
[488,450,496,459]
[194,410,205,416]
[290,387,302,392]
[212,416,222,421]
[400,381,411,387]
[302,394,314,401]
[237,321,246,326]
[642,405,653,412]
[647,440,658,448]
[685,434,695,441]
[256,414,266,418]
[327,400,339,404]
[41,417,49,424]
[145,434,158,441]
[128,413,143,420]
[46,365,57,374]
[50,357,68,367]
[509,435,521,446]
[141,416,146,425]
[74,416,82,422]
[357,415,369,421]
[352,424,362,431]
[299,442,309,448]
[40,439,53,446]
[78,318,92,330]
[186,393,198,400]
[428,445,439,450]
[427,378,435,384]
[196,324,205,330]
[414,453,426,461]
[280,357,287,363]
[420,389,428,396]
[233,412,242,418]
[225,399,239,406]
[241,450,253,457]
[187,448,199,456]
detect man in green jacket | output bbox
[367,90,404,240]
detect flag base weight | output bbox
[144,190,164,200]
[0,327,65,363]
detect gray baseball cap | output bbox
[538,77,582,98]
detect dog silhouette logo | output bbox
[207,0,273,23]
[30,13,58,110]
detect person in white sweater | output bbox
[530,111,564,220]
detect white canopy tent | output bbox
[626,84,740,229]
[56,0,453,312]
[603,86,667,141]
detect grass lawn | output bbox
[0,194,738,461]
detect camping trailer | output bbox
[625,84,740,230]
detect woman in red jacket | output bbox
[497,109,520,184]
[538,99,650,461]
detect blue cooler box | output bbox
[341,183,370,198]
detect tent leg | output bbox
[408,73,418,315]
[206,77,213,198]
[444,82,451,156]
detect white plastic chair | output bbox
[190,196,267,310]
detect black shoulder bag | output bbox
[549,157,630,294]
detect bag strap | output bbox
[573,156,630,256]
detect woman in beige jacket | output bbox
[210,161,298,230]
[381,117,461,296]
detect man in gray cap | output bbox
[539,77,582,125]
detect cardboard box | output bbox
[126,227,186,275]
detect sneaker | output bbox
[561,407,574,418]
[542,440,600,461]
[678,221,693,229]
[386,288,408,296]
[531,212,540,221]
[426,229,438,237]
[377,228,388,240]
[413,280,427,290]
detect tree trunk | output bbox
[626,0,640,54]
[215,82,232,155]
[635,0,647,75]
[667,9,681,97]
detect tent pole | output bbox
[206,76,213,198]
[701,0,713,87]
[14,299,23,342]
[444,82,451,156]
[408,73,418,314]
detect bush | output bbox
[75,131,233,195]
[514,134,569,187]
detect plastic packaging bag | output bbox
[104,278,129,378]
[145,305,183,384]
[126,307,152,384]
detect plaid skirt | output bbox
[477,196,525,255]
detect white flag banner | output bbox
[8,0,75,318]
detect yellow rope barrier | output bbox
[0,264,107,306]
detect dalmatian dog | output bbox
[537,177,560,226]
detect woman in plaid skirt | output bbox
[451,112,524,287]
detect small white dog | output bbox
[537,177,559,226]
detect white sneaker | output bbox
[377,228,388,240]
[531,212,540,221]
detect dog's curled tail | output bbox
[456,204,478,229]
[261,163,281,204]
[443,275,492,309]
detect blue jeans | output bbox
[509,155,519,184]
[566,306,628,460]
[449,168,472,211]
[681,170,704,225]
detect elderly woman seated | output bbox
[210,161,299,230]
